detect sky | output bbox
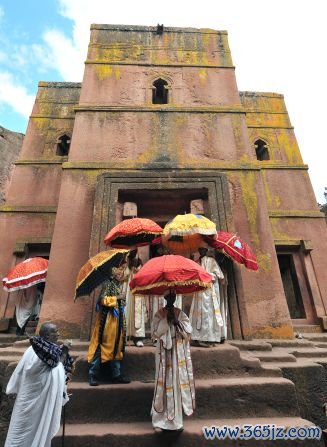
[0,0,325,203]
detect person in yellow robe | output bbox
[88,271,130,386]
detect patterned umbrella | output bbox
[3,257,48,292]
[206,232,259,271]
[161,233,206,254]
[75,249,128,299]
[104,218,163,248]
[162,213,216,254]
[129,254,213,296]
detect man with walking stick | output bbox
[5,322,74,447]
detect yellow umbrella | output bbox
[162,213,216,254]
[162,234,205,254]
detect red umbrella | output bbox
[129,254,213,295]
[104,217,163,248]
[206,232,258,271]
[3,257,49,292]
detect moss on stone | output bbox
[239,171,260,247]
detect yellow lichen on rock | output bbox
[95,65,113,81]
[239,171,260,247]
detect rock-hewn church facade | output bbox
[0,25,326,339]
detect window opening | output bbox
[152,79,168,104]
[254,139,269,160]
[56,134,71,156]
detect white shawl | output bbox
[5,346,68,447]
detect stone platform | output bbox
[1,337,326,446]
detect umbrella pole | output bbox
[62,403,66,447]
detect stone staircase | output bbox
[0,337,325,446]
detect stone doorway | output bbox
[276,246,318,326]
[83,170,243,340]
[118,188,208,225]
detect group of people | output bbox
[4,244,229,445]
[86,244,228,431]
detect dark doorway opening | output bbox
[277,254,305,319]
[118,188,209,223]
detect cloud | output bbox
[53,0,326,202]
[0,72,35,117]
[42,29,84,80]
[0,0,325,200]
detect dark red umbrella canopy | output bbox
[206,232,258,271]
[3,257,49,292]
[104,218,163,248]
[129,254,213,295]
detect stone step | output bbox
[10,338,89,351]
[300,358,327,366]
[314,343,327,349]
[259,339,314,348]
[0,343,283,385]
[72,345,282,382]
[0,334,28,345]
[288,348,327,358]
[0,346,86,358]
[245,350,297,363]
[293,325,322,334]
[65,377,299,423]
[52,417,323,447]
[303,333,327,343]
[228,340,272,351]
[258,360,326,375]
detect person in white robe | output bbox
[151,291,195,431]
[149,245,182,331]
[150,294,183,346]
[121,249,147,347]
[218,263,229,342]
[189,247,225,346]
[5,323,70,447]
[15,285,43,335]
[151,294,183,320]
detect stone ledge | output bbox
[15,159,66,165]
[0,205,57,213]
[85,60,235,68]
[38,81,82,88]
[90,24,229,34]
[269,210,324,219]
[74,104,245,113]
[60,161,308,171]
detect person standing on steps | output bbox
[15,284,44,336]
[151,290,195,432]
[88,267,130,386]
[121,249,147,347]
[189,247,225,347]
[5,322,73,447]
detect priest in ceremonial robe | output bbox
[189,247,225,346]
[151,291,195,431]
